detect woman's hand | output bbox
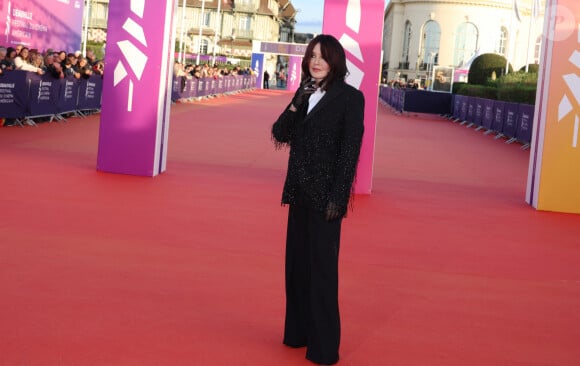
[325,202,342,221]
[290,79,317,110]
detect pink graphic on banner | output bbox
[0,0,83,51]
[288,56,302,91]
[323,0,384,194]
[97,0,176,176]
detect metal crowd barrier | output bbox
[449,94,533,149]
[0,70,102,127]
[379,86,533,150]
[171,75,257,102]
[1,72,258,127]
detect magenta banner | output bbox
[323,0,385,194]
[1,0,83,52]
[97,0,177,176]
[287,56,301,91]
[259,42,307,56]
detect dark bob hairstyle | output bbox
[301,34,348,89]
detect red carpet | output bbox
[1,89,580,366]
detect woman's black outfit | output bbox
[272,80,364,365]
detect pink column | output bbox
[323,0,384,194]
[287,56,302,91]
[97,0,177,176]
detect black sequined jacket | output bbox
[272,80,365,216]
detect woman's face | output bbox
[309,43,330,84]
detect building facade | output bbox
[84,0,296,61]
[382,0,545,83]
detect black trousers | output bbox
[283,204,342,365]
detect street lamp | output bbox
[211,0,222,65]
[230,32,236,58]
[196,0,207,65]
[427,52,436,90]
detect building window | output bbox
[239,15,251,30]
[200,39,208,54]
[401,20,412,69]
[420,20,441,69]
[534,35,542,64]
[454,22,478,67]
[496,26,508,56]
[203,11,211,27]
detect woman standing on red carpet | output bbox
[271,34,365,365]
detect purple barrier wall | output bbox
[402,90,452,114]
[491,101,506,133]
[481,99,495,130]
[466,97,476,123]
[516,104,534,144]
[1,71,30,118]
[460,97,469,121]
[171,77,182,101]
[170,75,257,102]
[58,77,80,113]
[453,95,463,119]
[502,102,520,138]
[27,73,60,117]
[396,89,404,112]
[77,75,103,111]
[473,98,484,127]
[188,78,198,98]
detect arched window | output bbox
[420,20,441,69]
[454,22,478,67]
[496,26,508,56]
[534,35,542,64]
[401,21,412,69]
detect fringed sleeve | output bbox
[330,89,365,212]
[271,104,298,150]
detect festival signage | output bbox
[97,0,177,177]
[0,0,83,52]
[517,104,534,144]
[492,101,506,133]
[287,56,301,91]
[503,102,520,138]
[323,0,385,194]
[0,70,28,118]
[58,76,80,114]
[27,73,60,117]
[482,99,495,130]
[526,0,580,213]
[251,53,264,88]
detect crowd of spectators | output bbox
[1,47,259,126]
[173,61,255,80]
[0,44,105,79]
[386,78,421,89]
[1,44,105,126]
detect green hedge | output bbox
[497,85,537,104]
[455,68,538,105]
[454,82,537,105]
[468,53,513,85]
[519,64,539,73]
